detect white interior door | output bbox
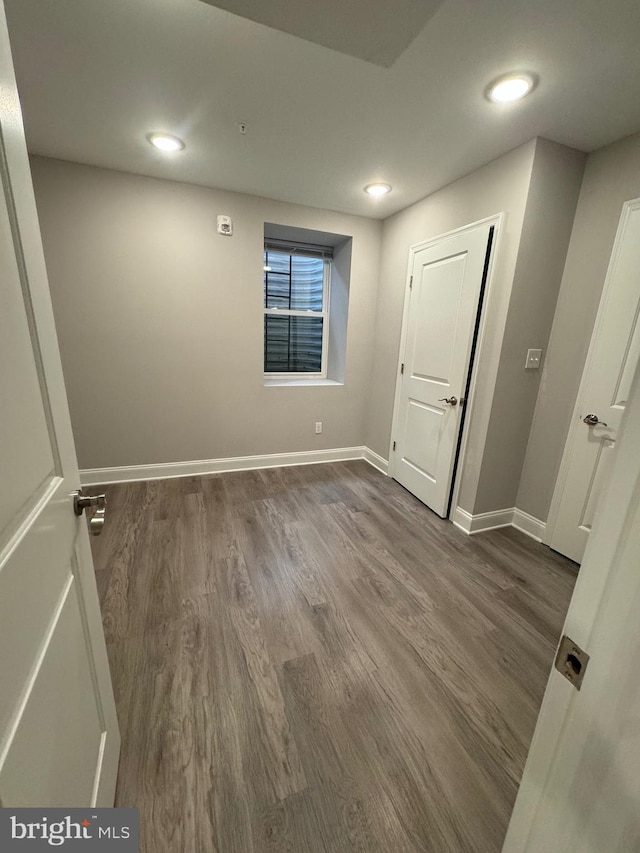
[546,198,640,564]
[0,3,119,806]
[503,357,640,853]
[391,223,493,517]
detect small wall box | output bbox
[525,348,542,369]
[217,215,233,236]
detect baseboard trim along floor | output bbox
[82,449,544,541]
[452,505,547,542]
[80,446,387,486]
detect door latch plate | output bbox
[554,634,590,690]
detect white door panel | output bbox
[404,399,445,479]
[503,359,640,853]
[393,225,492,517]
[0,492,73,735]
[547,199,640,563]
[409,253,468,383]
[0,1,119,807]
[1,581,105,806]
[0,183,56,531]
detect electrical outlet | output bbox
[525,348,543,369]
[315,422,322,434]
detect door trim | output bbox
[544,197,640,552]
[388,213,503,518]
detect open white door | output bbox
[390,222,493,517]
[0,3,119,806]
[546,198,640,563]
[503,357,640,852]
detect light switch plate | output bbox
[525,348,542,369]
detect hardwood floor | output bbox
[91,461,578,853]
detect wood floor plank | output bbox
[351,567,531,793]
[280,652,405,853]
[92,461,578,853]
[224,553,307,802]
[366,662,510,852]
[228,509,325,666]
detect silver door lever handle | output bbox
[89,507,106,536]
[583,413,607,427]
[438,396,458,406]
[74,489,107,536]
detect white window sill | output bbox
[263,377,344,387]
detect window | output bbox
[263,240,332,376]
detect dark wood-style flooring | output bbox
[91,460,577,853]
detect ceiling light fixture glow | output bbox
[486,73,537,103]
[147,132,185,152]
[364,182,392,197]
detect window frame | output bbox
[263,248,331,379]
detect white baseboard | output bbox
[363,447,389,475]
[80,445,389,486]
[452,506,514,534]
[451,507,474,533]
[81,448,549,544]
[81,452,548,544]
[452,505,546,541]
[512,508,547,542]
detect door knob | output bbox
[74,489,107,536]
[583,413,607,427]
[438,396,458,406]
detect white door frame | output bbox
[388,213,503,518]
[544,197,640,553]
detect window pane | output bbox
[264,250,324,311]
[264,273,290,309]
[290,255,324,311]
[264,315,323,373]
[265,250,291,276]
[264,251,290,309]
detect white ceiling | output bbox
[5,0,640,219]
[198,0,444,67]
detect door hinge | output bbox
[400,363,404,375]
[409,275,413,290]
[393,441,396,451]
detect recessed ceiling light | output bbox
[486,73,537,104]
[147,132,185,152]
[364,183,392,197]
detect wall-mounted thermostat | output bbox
[217,215,233,236]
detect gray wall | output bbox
[31,157,382,470]
[365,140,537,512]
[474,139,586,513]
[517,132,640,522]
[365,138,585,515]
[34,135,623,522]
